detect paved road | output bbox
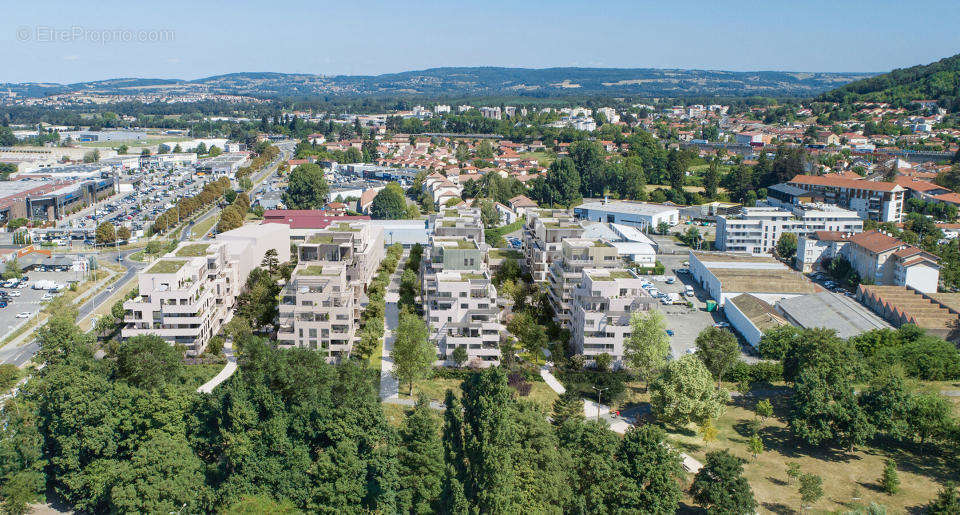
[0,248,144,367]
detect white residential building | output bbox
[522,209,585,283]
[122,224,290,355]
[571,268,652,367]
[546,239,622,328]
[716,204,863,254]
[422,237,502,367]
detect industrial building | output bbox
[688,251,816,307]
[573,200,679,232]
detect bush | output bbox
[726,361,783,385]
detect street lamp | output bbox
[591,386,608,420]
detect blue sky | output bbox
[3,0,959,83]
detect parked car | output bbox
[713,321,730,328]
[8,290,20,297]
[16,311,31,318]
[665,329,675,336]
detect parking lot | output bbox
[0,270,86,339]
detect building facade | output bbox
[570,268,652,367]
[522,209,584,283]
[716,204,863,254]
[787,174,905,223]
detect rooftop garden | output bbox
[148,260,187,274]
[307,234,335,244]
[175,243,211,257]
[299,265,338,276]
[593,241,614,248]
[331,223,360,232]
[489,249,523,260]
[460,272,486,281]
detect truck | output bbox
[32,280,61,291]
[667,292,683,304]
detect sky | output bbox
[2,0,959,84]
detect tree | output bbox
[551,390,584,427]
[398,395,444,513]
[109,431,205,514]
[694,326,740,386]
[370,183,408,220]
[95,222,116,245]
[704,156,721,199]
[344,146,362,163]
[260,248,279,275]
[907,391,952,446]
[756,399,773,424]
[451,346,468,368]
[786,462,802,484]
[2,259,22,280]
[116,226,131,242]
[391,311,433,395]
[650,354,729,426]
[114,335,183,389]
[880,459,900,495]
[282,163,330,209]
[748,435,764,460]
[799,473,824,508]
[927,482,960,514]
[616,425,684,514]
[623,310,670,387]
[777,232,798,260]
[656,220,670,235]
[690,450,757,514]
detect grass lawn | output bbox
[398,374,559,413]
[643,184,729,194]
[191,215,219,240]
[623,387,958,513]
[179,364,224,391]
[518,151,555,167]
[382,403,410,427]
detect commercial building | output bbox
[776,291,891,339]
[573,200,679,232]
[276,221,385,361]
[421,236,503,367]
[24,178,115,220]
[716,204,863,254]
[522,209,584,283]
[688,251,816,307]
[858,285,960,342]
[787,174,905,223]
[724,294,787,347]
[547,239,622,327]
[196,152,250,177]
[570,268,653,367]
[122,224,290,355]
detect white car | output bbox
[8,290,20,297]
[41,293,54,301]
[16,312,31,318]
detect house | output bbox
[508,194,538,216]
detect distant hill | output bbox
[0,67,875,100]
[817,53,960,108]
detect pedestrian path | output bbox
[197,341,237,394]
[378,256,405,401]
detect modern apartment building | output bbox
[276,221,385,361]
[570,268,652,368]
[546,239,622,327]
[122,224,290,355]
[428,206,485,244]
[716,204,863,254]
[422,236,503,367]
[522,208,584,283]
[787,174,905,223]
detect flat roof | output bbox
[777,292,891,338]
[576,201,678,216]
[729,294,787,332]
[712,268,817,295]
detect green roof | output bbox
[300,265,338,276]
[593,241,613,248]
[460,272,486,281]
[307,234,335,244]
[489,249,523,260]
[331,223,360,232]
[591,270,634,281]
[148,260,187,274]
[175,243,211,257]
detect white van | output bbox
[685,285,695,297]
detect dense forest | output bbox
[818,53,960,110]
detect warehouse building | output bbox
[574,200,678,232]
[688,251,816,307]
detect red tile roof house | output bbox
[840,230,940,293]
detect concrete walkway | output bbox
[539,363,703,472]
[378,256,405,401]
[197,342,237,394]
